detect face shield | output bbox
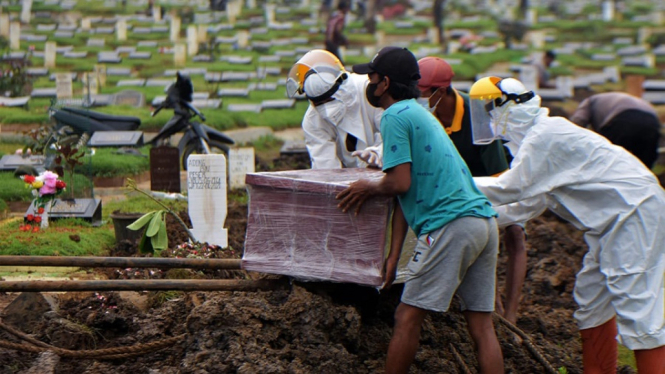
[286,50,345,98]
[469,76,503,145]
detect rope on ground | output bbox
[494,313,558,374]
[449,343,473,374]
[0,320,184,359]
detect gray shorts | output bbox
[401,216,499,313]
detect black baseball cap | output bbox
[353,46,421,84]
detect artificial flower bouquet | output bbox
[20,171,66,231]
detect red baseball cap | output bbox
[417,57,455,91]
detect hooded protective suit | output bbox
[473,91,665,351]
[302,73,384,169]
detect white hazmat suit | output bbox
[302,73,383,169]
[473,93,665,351]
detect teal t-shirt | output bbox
[381,99,497,237]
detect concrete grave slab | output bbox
[106,67,132,76]
[98,52,122,63]
[225,56,253,64]
[54,31,74,38]
[137,41,158,48]
[617,45,648,56]
[261,99,295,109]
[133,27,151,34]
[37,24,57,31]
[218,88,250,97]
[129,51,152,59]
[30,88,58,98]
[259,55,280,63]
[0,96,30,107]
[87,38,106,47]
[249,82,278,91]
[116,46,137,54]
[227,103,262,112]
[643,80,665,91]
[26,68,49,76]
[146,79,173,87]
[116,79,146,87]
[113,90,146,107]
[193,55,213,62]
[49,72,77,81]
[63,51,87,58]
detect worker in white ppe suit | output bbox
[468,76,665,374]
[287,49,384,169]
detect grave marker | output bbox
[174,43,186,67]
[26,198,102,225]
[116,19,127,41]
[153,6,162,22]
[81,17,91,30]
[88,131,144,147]
[187,26,198,56]
[94,64,107,87]
[0,13,9,37]
[187,154,228,248]
[602,0,614,22]
[20,0,32,24]
[197,24,207,43]
[82,72,99,96]
[237,30,249,48]
[150,147,181,193]
[0,154,46,172]
[55,72,73,99]
[44,42,56,68]
[170,16,180,42]
[9,22,20,50]
[229,147,255,189]
[112,90,146,107]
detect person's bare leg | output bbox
[634,345,665,374]
[580,317,618,374]
[502,224,527,324]
[464,311,504,374]
[385,303,428,374]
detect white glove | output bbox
[352,146,383,168]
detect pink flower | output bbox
[38,171,59,195]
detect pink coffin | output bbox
[242,168,393,287]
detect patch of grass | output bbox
[86,147,150,178]
[0,172,34,203]
[618,344,637,370]
[0,217,114,256]
[103,195,188,221]
[247,134,284,162]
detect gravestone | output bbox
[88,131,144,147]
[63,51,87,59]
[129,52,151,59]
[26,198,102,225]
[55,73,73,99]
[170,16,180,42]
[98,52,121,63]
[187,26,198,56]
[0,13,9,37]
[21,0,32,24]
[44,42,56,68]
[261,99,295,109]
[116,19,127,41]
[82,72,99,96]
[227,103,262,112]
[81,17,91,30]
[0,154,46,172]
[187,155,228,248]
[112,90,145,107]
[150,146,181,192]
[197,24,207,42]
[228,147,255,189]
[10,21,20,50]
[94,64,107,87]
[174,44,186,67]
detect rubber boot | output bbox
[634,345,665,374]
[580,317,618,374]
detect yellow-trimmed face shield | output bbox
[469,76,504,145]
[286,50,345,98]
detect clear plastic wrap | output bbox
[242,168,393,286]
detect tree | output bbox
[433,0,446,47]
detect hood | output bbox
[492,94,548,152]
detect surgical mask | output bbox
[365,82,382,108]
[316,99,346,126]
[417,89,442,113]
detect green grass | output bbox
[103,195,188,221]
[0,217,115,256]
[86,146,150,178]
[0,172,34,203]
[618,344,637,370]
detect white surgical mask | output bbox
[417,88,442,113]
[316,99,346,126]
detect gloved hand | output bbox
[352,146,382,168]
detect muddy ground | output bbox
[0,144,650,374]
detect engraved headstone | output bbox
[0,154,46,171]
[26,198,102,225]
[116,19,127,41]
[81,17,91,30]
[170,16,181,42]
[150,146,181,192]
[187,155,228,247]
[228,147,255,189]
[187,25,198,56]
[55,72,73,99]
[20,0,32,24]
[112,90,146,107]
[88,131,144,147]
[9,22,20,50]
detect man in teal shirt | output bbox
[337,46,504,374]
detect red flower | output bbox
[25,224,32,230]
[37,207,44,214]
[55,180,66,190]
[32,226,40,232]
[27,214,34,221]
[23,175,35,184]
[34,216,42,223]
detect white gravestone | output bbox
[246,0,256,9]
[44,41,56,68]
[187,26,198,56]
[265,4,275,25]
[519,64,539,91]
[81,17,91,30]
[55,73,73,99]
[602,1,614,22]
[0,14,9,37]
[187,155,228,248]
[428,27,439,44]
[20,0,32,24]
[170,16,181,42]
[10,22,20,50]
[116,19,127,41]
[228,147,255,189]
[376,30,385,47]
[526,9,537,25]
[237,30,249,48]
[174,43,186,67]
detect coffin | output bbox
[242,168,393,286]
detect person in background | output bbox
[468,76,665,374]
[569,91,662,169]
[417,56,527,324]
[338,46,504,374]
[534,50,556,88]
[325,1,350,64]
[286,49,383,169]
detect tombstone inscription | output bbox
[187,155,228,248]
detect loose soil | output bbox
[0,150,645,374]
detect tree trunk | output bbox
[519,0,528,19]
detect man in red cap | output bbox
[417,56,528,324]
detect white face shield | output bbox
[286,50,345,98]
